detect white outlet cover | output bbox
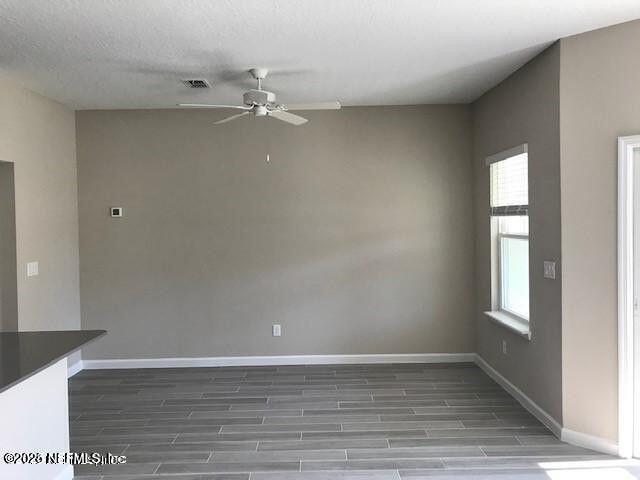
[272,324,281,337]
[543,261,556,279]
[26,261,39,277]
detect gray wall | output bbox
[560,19,640,443]
[472,45,563,422]
[0,162,18,331]
[0,75,81,333]
[77,106,475,359]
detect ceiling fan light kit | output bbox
[178,67,341,126]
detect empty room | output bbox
[2,1,640,479]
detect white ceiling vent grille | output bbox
[182,79,211,89]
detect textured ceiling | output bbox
[1,0,639,109]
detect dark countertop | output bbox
[0,330,106,394]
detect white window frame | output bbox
[484,144,531,339]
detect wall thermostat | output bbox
[110,207,123,217]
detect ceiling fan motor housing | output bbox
[243,89,276,107]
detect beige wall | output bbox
[0,76,81,332]
[76,106,475,359]
[473,45,563,422]
[560,19,640,443]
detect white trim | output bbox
[484,310,531,339]
[82,353,476,370]
[561,428,619,456]
[618,135,640,458]
[485,142,528,166]
[54,465,74,480]
[67,359,83,378]
[475,354,561,437]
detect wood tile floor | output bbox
[69,363,617,479]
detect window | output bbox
[488,145,530,325]
[498,217,529,319]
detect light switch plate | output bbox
[543,261,556,279]
[272,324,281,337]
[26,261,39,277]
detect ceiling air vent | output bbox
[182,79,211,89]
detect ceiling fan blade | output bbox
[268,110,308,126]
[284,101,341,111]
[178,104,252,109]
[214,111,251,124]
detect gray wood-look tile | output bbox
[176,432,303,442]
[74,462,160,475]
[515,435,565,445]
[264,415,379,424]
[211,450,347,462]
[426,427,550,438]
[72,433,178,445]
[125,442,258,453]
[69,363,610,479]
[460,418,542,428]
[192,409,302,418]
[341,421,462,430]
[252,472,400,480]
[157,461,301,474]
[304,408,414,415]
[380,413,494,421]
[100,426,223,435]
[443,455,610,469]
[122,452,211,463]
[258,439,390,451]
[300,430,429,440]
[221,424,341,433]
[148,418,261,426]
[399,469,556,479]
[301,459,444,470]
[338,401,447,408]
[480,445,601,457]
[346,447,485,459]
[388,437,522,448]
[105,475,248,480]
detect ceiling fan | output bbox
[178,68,341,125]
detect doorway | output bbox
[618,135,640,458]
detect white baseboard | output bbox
[475,354,562,437]
[561,427,619,456]
[82,352,476,370]
[67,359,83,378]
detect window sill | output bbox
[484,311,531,340]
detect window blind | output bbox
[489,152,528,216]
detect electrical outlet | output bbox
[502,340,507,355]
[272,324,281,337]
[110,207,123,217]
